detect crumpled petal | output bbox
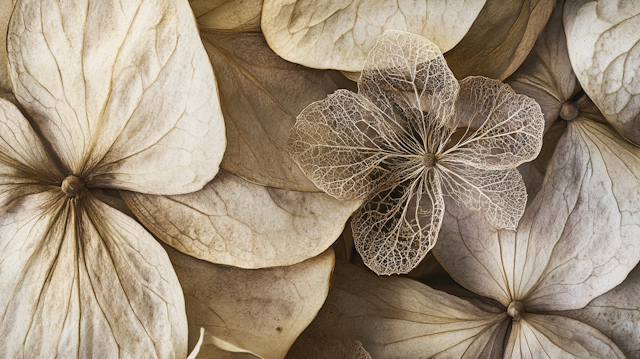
[358,29,459,152]
[8,0,225,195]
[445,76,544,171]
[438,164,527,230]
[122,169,360,268]
[505,314,624,359]
[0,192,187,358]
[352,170,443,275]
[287,89,410,200]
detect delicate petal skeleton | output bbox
[287,30,544,275]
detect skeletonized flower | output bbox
[287,30,544,275]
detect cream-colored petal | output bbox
[0,0,14,102]
[202,30,353,192]
[358,29,459,151]
[435,119,640,312]
[0,192,187,358]
[444,0,555,81]
[191,0,262,31]
[506,0,579,130]
[558,264,640,358]
[261,0,485,71]
[352,169,444,275]
[564,0,640,144]
[504,314,624,359]
[287,260,509,359]
[122,169,360,268]
[287,89,409,200]
[445,77,544,171]
[166,244,334,359]
[8,0,225,194]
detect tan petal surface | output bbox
[8,0,225,194]
[191,0,262,31]
[352,170,444,275]
[435,119,640,311]
[166,244,334,359]
[122,169,360,268]
[287,260,508,359]
[506,0,579,130]
[202,30,352,192]
[504,314,624,359]
[261,0,485,71]
[0,0,14,102]
[0,192,187,358]
[559,264,640,359]
[564,0,640,144]
[443,0,555,81]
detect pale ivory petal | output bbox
[445,77,544,171]
[352,169,444,275]
[506,0,579,130]
[287,260,509,359]
[191,0,262,31]
[443,0,555,81]
[504,314,624,359]
[0,98,62,206]
[0,0,14,102]
[165,244,334,359]
[8,0,225,194]
[358,30,459,151]
[0,192,187,358]
[260,0,485,71]
[201,30,352,192]
[287,89,409,200]
[564,0,640,144]
[558,263,640,358]
[435,119,640,311]
[122,169,360,268]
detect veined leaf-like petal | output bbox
[122,169,360,268]
[0,192,187,358]
[166,244,334,359]
[505,314,624,359]
[352,170,444,275]
[191,0,262,31]
[8,0,225,194]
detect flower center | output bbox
[61,175,86,197]
[507,300,525,320]
[560,101,579,122]
[423,153,436,168]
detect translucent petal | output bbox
[438,164,527,230]
[359,29,460,154]
[287,89,414,200]
[352,169,444,275]
[444,76,544,170]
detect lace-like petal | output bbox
[445,76,544,170]
[352,170,444,275]
[359,30,459,154]
[287,90,411,200]
[438,164,526,230]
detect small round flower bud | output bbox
[560,101,579,122]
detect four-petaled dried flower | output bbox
[287,30,544,275]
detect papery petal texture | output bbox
[8,0,225,194]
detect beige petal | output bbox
[558,264,640,358]
[191,0,262,31]
[0,0,14,102]
[122,169,359,268]
[352,170,444,275]
[443,0,555,81]
[0,192,187,358]
[261,0,485,71]
[165,244,334,359]
[564,0,640,144]
[445,77,544,171]
[435,119,640,311]
[506,0,579,130]
[202,30,352,192]
[504,314,624,359]
[8,0,225,194]
[287,260,509,359]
